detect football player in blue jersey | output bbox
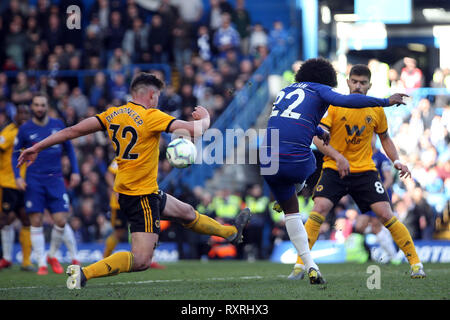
[260,58,407,284]
[12,94,81,275]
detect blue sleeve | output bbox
[12,128,24,178]
[63,139,80,174]
[316,84,390,108]
[315,126,325,137]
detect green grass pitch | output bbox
[0,261,448,300]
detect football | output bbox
[166,138,197,168]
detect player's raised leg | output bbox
[370,201,425,278]
[162,192,251,245]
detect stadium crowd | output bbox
[0,0,449,263]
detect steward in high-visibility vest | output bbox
[212,190,242,222]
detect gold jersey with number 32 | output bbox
[96,101,175,195]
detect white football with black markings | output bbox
[166,138,197,168]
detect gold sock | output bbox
[384,216,420,265]
[19,227,32,266]
[103,234,119,258]
[296,211,325,265]
[183,211,237,239]
[82,251,134,280]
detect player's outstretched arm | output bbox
[378,131,411,179]
[318,85,408,108]
[17,117,102,167]
[167,106,210,138]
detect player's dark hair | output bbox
[295,57,337,87]
[31,92,49,104]
[130,72,165,93]
[349,64,371,80]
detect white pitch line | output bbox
[0,275,286,291]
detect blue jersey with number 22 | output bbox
[265,82,390,163]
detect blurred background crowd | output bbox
[0,0,449,261]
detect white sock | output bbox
[285,213,319,271]
[376,227,397,260]
[1,225,15,261]
[48,225,64,258]
[63,223,78,261]
[30,226,47,267]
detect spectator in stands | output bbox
[400,57,423,93]
[109,73,128,103]
[249,23,268,56]
[84,24,103,63]
[0,72,10,99]
[107,48,130,70]
[44,13,63,53]
[207,0,224,33]
[213,13,240,57]
[90,0,110,31]
[11,71,32,105]
[232,0,251,56]
[172,17,192,71]
[418,97,435,127]
[196,25,212,62]
[122,17,149,64]
[180,63,196,87]
[148,14,170,64]
[89,71,110,110]
[5,16,28,69]
[68,87,89,118]
[268,20,289,50]
[243,183,269,259]
[171,0,203,46]
[430,68,449,109]
[104,10,126,63]
[405,185,435,240]
[25,15,42,50]
[158,84,182,117]
[180,83,198,109]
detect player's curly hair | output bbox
[294,57,337,88]
[130,72,165,93]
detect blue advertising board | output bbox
[271,239,450,264]
[10,242,179,264]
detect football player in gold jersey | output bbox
[17,73,251,289]
[286,64,425,279]
[0,105,34,271]
[103,158,166,269]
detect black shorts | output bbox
[0,187,25,214]
[118,190,167,234]
[110,207,128,230]
[312,168,390,213]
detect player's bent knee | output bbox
[131,254,152,271]
[178,203,196,222]
[312,199,331,217]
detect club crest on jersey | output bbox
[365,116,373,124]
[316,185,323,192]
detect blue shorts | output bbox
[25,174,70,214]
[262,154,316,203]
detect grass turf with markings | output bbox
[0,261,448,300]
